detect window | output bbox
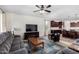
[0,9,3,32]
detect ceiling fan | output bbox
[34,5,51,13]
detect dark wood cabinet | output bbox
[51,21,59,27]
[51,30,62,34]
[50,21,62,28]
[70,22,79,27]
[24,32,39,40]
[62,30,79,39]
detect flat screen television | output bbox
[26,24,38,32]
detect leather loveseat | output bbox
[0,31,28,54]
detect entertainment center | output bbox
[24,24,39,40]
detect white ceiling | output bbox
[0,5,79,20]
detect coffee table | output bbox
[30,38,44,47]
[28,37,44,52]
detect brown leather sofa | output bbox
[62,30,79,39]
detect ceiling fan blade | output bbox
[36,5,40,8]
[33,10,41,12]
[45,10,51,13]
[46,5,51,8]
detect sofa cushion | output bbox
[10,35,25,52]
[0,32,9,45]
[10,48,28,54]
[0,32,14,53]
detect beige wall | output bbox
[5,13,45,38]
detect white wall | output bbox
[5,13,13,31]
[6,13,45,37]
[44,20,50,35]
[63,20,70,30]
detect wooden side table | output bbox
[48,34,52,40]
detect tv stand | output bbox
[24,31,39,40]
